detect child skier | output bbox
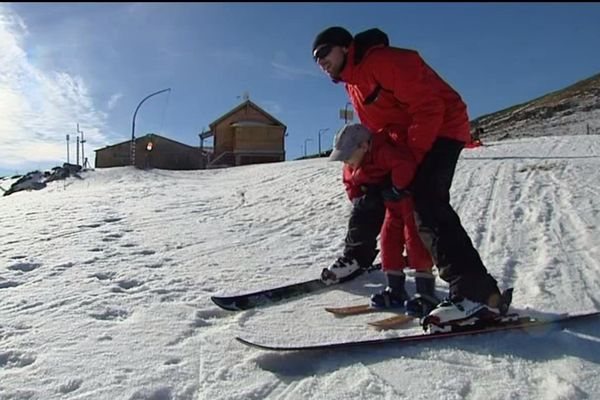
[324,123,438,313]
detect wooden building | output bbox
[95,134,206,170]
[202,100,286,167]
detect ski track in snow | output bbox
[0,135,599,399]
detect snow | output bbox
[1,134,600,400]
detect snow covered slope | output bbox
[1,135,599,399]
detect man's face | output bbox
[313,44,347,79]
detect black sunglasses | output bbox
[313,44,333,62]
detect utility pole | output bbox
[66,134,70,164]
[76,136,80,166]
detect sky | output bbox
[1,134,600,398]
[1,2,600,177]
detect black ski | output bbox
[235,310,600,351]
[211,278,328,311]
[211,263,382,311]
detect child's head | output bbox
[329,123,372,168]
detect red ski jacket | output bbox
[338,29,471,163]
[342,134,432,271]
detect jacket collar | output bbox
[336,28,390,84]
[337,41,388,84]
[338,45,357,84]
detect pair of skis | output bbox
[211,275,600,352]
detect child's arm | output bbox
[342,165,363,201]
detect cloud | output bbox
[271,62,321,80]
[211,49,257,68]
[0,5,110,171]
[259,100,282,116]
[107,93,123,110]
[270,50,320,80]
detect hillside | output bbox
[472,73,600,141]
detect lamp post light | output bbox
[344,101,353,123]
[131,88,171,166]
[318,128,330,157]
[304,138,313,157]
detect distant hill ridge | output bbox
[471,72,600,141]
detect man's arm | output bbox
[379,143,417,201]
[369,50,445,163]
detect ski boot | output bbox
[422,288,514,333]
[370,273,409,309]
[321,256,363,285]
[405,272,440,317]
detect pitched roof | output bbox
[208,100,286,129]
[94,133,197,152]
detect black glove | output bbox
[381,185,410,202]
[359,184,382,196]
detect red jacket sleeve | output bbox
[367,50,445,162]
[375,135,417,189]
[342,165,362,201]
[387,148,417,190]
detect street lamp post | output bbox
[304,138,313,157]
[318,128,329,156]
[131,88,171,166]
[78,123,87,169]
[66,134,70,164]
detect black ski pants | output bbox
[411,138,501,304]
[342,191,386,269]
